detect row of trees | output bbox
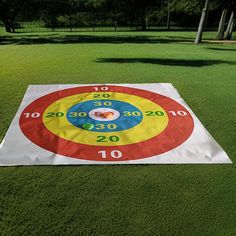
[0,0,235,42]
[195,0,235,43]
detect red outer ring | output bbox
[19,85,194,161]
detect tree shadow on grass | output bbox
[207,47,236,52]
[0,34,193,45]
[96,58,236,67]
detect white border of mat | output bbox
[0,83,232,165]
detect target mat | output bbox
[0,83,231,165]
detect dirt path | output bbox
[203,40,236,44]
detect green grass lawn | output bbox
[0,29,236,235]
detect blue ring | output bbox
[66,99,143,132]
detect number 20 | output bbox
[97,135,119,142]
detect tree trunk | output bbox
[204,8,209,28]
[228,17,235,39]
[167,0,171,30]
[69,17,72,32]
[141,7,146,31]
[51,18,55,32]
[195,0,209,44]
[225,11,234,40]
[216,8,227,39]
[114,19,117,32]
[141,21,146,31]
[2,18,13,32]
[10,19,16,33]
[93,20,95,32]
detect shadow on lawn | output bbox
[96,58,236,67]
[207,47,236,52]
[0,34,193,45]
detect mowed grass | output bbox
[0,29,236,235]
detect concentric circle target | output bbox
[19,85,194,161]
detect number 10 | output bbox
[93,86,108,91]
[98,150,122,159]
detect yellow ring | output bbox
[43,92,169,146]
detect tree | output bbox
[38,0,77,29]
[101,0,119,30]
[215,0,236,39]
[195,0,210,44]
[170,0,203,28]
[62,0,82,31]
[225,11,235,39]
[0,0,29,32]
[166,0,171,29]
[131,0,161,31]
[216,8,227,39]
[85,0,106,30]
